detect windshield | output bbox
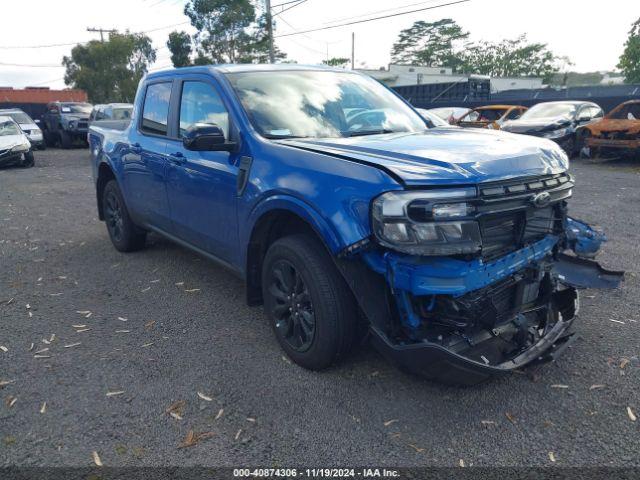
[60,103,92,114]
[416,109,449,127]
[462,108,507,122]
[0,119,21,136]
[609,103,640,120]
[520,103,577,120]
[4,112,32,124]
[112,107,132,120]
[226,70,426,138]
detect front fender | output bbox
[242,194,343,255]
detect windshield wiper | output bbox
[343,129,395,137]
[263,134,310,140]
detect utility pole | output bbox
[351,32,355,70]
[87,27,117,43]
[265,0,275,64]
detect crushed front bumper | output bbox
[343,220,623,386]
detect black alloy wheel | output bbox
[269,259,316,352]
[104,189,125,243]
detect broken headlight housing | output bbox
[372,188,482,256]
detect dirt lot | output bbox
[1,148,639,467]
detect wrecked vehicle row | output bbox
[582,100,640,157]
[89,65,623,386]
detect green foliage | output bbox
[167,31,193,67]
[63,33,156,103]
[459,35,562,80]
[618,18,640,83]
[182,0,285,64]
[322,57,350,68]
[391,19,469,69]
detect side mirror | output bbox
[182,123,237,152]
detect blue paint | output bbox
[363,235,560,297]
[565,217,606,258]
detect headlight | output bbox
[542,127,571,139]
[11,142,30,152]
[69,120,77,128]
[372,189,482,256]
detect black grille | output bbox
[479,206,556,261]
[476,173,570,261]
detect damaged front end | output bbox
[339,173,623,385]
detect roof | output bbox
[0,88,88,105]
[472,105,526,110]
[146,63,345,79]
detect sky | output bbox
[0,0,638,90]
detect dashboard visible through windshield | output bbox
[225,70,427,139]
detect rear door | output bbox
[164,76,240,264]
[122,80,174,230]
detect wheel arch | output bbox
[244,198,343,306]
[96,161,117,221]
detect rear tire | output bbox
[102,179,146,252]
[262,234,358,370]
[60,131,72,149]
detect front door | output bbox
[165,78,240,265]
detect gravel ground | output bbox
[0,148,639,468]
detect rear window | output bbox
[141,83,172,136]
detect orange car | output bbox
[582,100,640,155]
[456,105,528,130]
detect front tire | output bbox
[102,180,146,252]
[60,131,72,149]
[21,151,35,168]
[262,234,358,370]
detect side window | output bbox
[179,81,229,138]
[505,109,522,120]
[591,107,604,119]
[104,107,112,120]
[141,82,172,136]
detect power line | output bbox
[0,62,62,68]
[0,21,190,49]
[272,0,305,8]
[273,0,309,17]
[275,0,471,38]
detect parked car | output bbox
[415,108,452,128]
[581,100,640,158]
[42,101,93,148]
[0,108,45,150]
[89,65,622,386]
[89,103,133,130]
[0,116,34,168]
[427,107,471,125]
[457,105,528,130]
[501,101,604,155]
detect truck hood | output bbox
[588,119,640,135]
[501,117,572,134]
[0,133,29,150]
[279,128,568,186]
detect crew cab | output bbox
[89,65,623,385]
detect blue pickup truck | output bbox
[89,65,623,385]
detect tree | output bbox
[459,35,562,80]
[618,18,640,83]
[182,0,284,64]
[391,19,469,69]
[63,32,156,103]
[167,31,193,67]
[322,57,350,68]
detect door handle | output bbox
[130,142,142,154]
[168,152,186,165]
